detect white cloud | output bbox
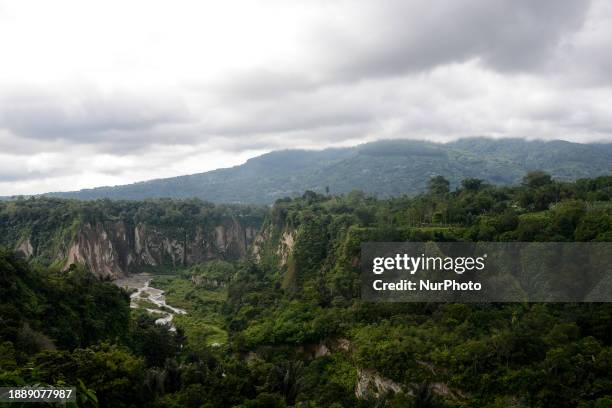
[0,0,610,195]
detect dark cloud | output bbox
[0,167,49,183]
[308,0,589,80]
[0,86,192,142]
[196,0,592,103]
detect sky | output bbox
[1,0,611,196]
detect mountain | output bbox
[39,138,612,203]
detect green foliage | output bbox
[222,174,612,407]
[0,250,130,351]
[1,174,611,407]
[32,138,612,204]
[522,170,554,188]
[428,175,450,195]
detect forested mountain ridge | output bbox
[32,138,612,203]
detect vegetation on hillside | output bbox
[0,198,266,267]
[35,138,612,203]
[1,173,611,407]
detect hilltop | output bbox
[33,138,612,203]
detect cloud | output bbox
[0,84,192,143]
[0,0,610,195]
[305,0,589,80]
[553,0,612,86]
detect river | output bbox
[114,273,187,331]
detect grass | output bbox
[134,297,160,310]
[152,276,227,311]
[150,274,229,348]
[174,315,228,350]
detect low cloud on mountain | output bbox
[0,0,611,195]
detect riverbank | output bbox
[114,273,187,331]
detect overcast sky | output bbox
[1,0,611,195]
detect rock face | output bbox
[15,238,34,258]
[251,225,296,267]
[277,230,295,266]
[16,218,259,279]
[191,275,226,289]
[355,368,403,399]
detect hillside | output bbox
[37,138,612,204]
[1,175,611,407]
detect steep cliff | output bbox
[0,198,265,279]
[251,223,296,267]
[56,219,258,279]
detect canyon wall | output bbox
[15,218,257,279]
[14,218,258,279]
[1,198,264,279]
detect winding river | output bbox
[114,273,187,331]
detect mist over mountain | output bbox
[38,138,612,203]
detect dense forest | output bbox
[1,172,611,407]
[30,138,612,203]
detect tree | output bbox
[551,200,586,239]
[265,361,304,405]
[428,176,450,195]
[461,178,485,191]
[522,171,553,188]
[575,211,610,241]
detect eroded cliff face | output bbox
[15,238,34,258]
[16,218,260,279]
[251,224,296,267]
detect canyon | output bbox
[16,219,259,279]
[1,198,267,279]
